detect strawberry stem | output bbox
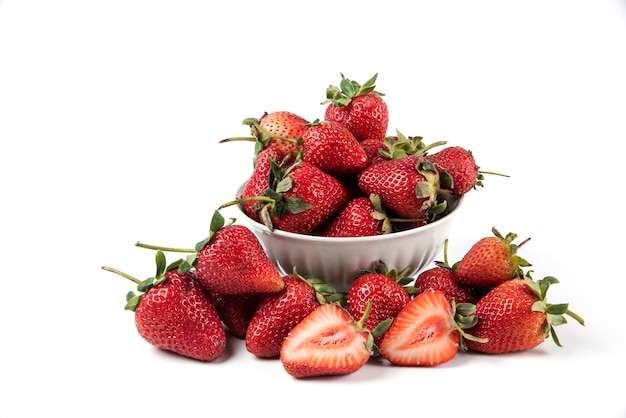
[101,265,141,284]
[135,242,196,253]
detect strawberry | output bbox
[220,111,307,157]
[465,274,585,354]
[211,292,264,338]
[239,146,290,222]
[426,146,480,196]
[102,251,226,361]
[280,302,373,378]
[323,73,389,142]
[245,272,338,358]
[362,130,447,168]
[301,119,368,175]
[415,240,478,304]
[322,194,392,237]
[454,227,532,288]
[357,155,447,221]
[194,211,285,295]
[347,262,416,347]
[415,264,478,305]
[223,160,350,234]
[379,289,482,366]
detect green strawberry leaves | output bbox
[322,73,384,107]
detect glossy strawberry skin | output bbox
[360,137,387,167]
[465,279,545,354]
[245,275,320,358]
[240,147,288,221]
[426,146,478,195]
[280,303,371,378]
[415,266,478,304]
[379,289,459,366]
[301,120,368,175]
[134,269,226,361]
[454,236,516,288]
[271,162,351,234]
[325,92,389,142]
[195,224,285,295]
[322,197,383,237]
[347,273,411,346]
[259,110,308,155]
[357,155,429,219]
[211,292,264,338]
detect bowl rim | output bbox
[235,182,464,244]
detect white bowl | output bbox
[234,183,463,293]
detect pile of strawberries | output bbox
[103,73,585,378]
[219,73,482,236]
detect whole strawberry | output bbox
[426,146,480,196]
[454,227,531,288]
[220,111,307,158]
[239,146,289,222]
[465,274,585,354]
[301,119,368,175]
[223,160,350,234]
[357,155,446,221]
[323,73,389,142]
[194,211,285,295]
[322,194,391,237]
[415,240,478,304]
[245,272,337,358]
[347,262,416,347]
[211,292,264,338]
[103,251,226,362]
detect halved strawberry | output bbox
[379,289,482,366]
[280,303,373,378]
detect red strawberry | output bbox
[465,274,585,354]
[245,272,337,358]
[362,130,446,168]
[323,73,389,142]
[301,120,368,175]
[357,155,446,221]
[415,264,478,305]
[102,251,226,362]
[415,240,478,304]
[454,227,531,288]
[426,146,480,195]
[224,160,350,234]
[347,262,416,347]
[220,111,307,157]
[322,194,391,237]
[379,289,481,366]
[194,211,285,295]
[239,146,290,222]
[280,302,373,378]
[211,292,264,338]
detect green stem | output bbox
[102,266,141,284]
[566,309,585,326]
[135,242,196,253]
[219,136,255,144]
[218,196,275,210]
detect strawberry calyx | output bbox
[523,272,585,347]
[358,260,419,297]
[322,73,384,107]
[415,159,450,221]
[491,227,532,277]
[134,210,236,274]
[453,299,488,351]
[102,250,184,312]
[378,130,447,161]
[219,159,313,232]
[220,114,302,157]
[290,267,347,306]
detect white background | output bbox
[1,1,625,417]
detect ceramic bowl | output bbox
[234,183,463,293]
